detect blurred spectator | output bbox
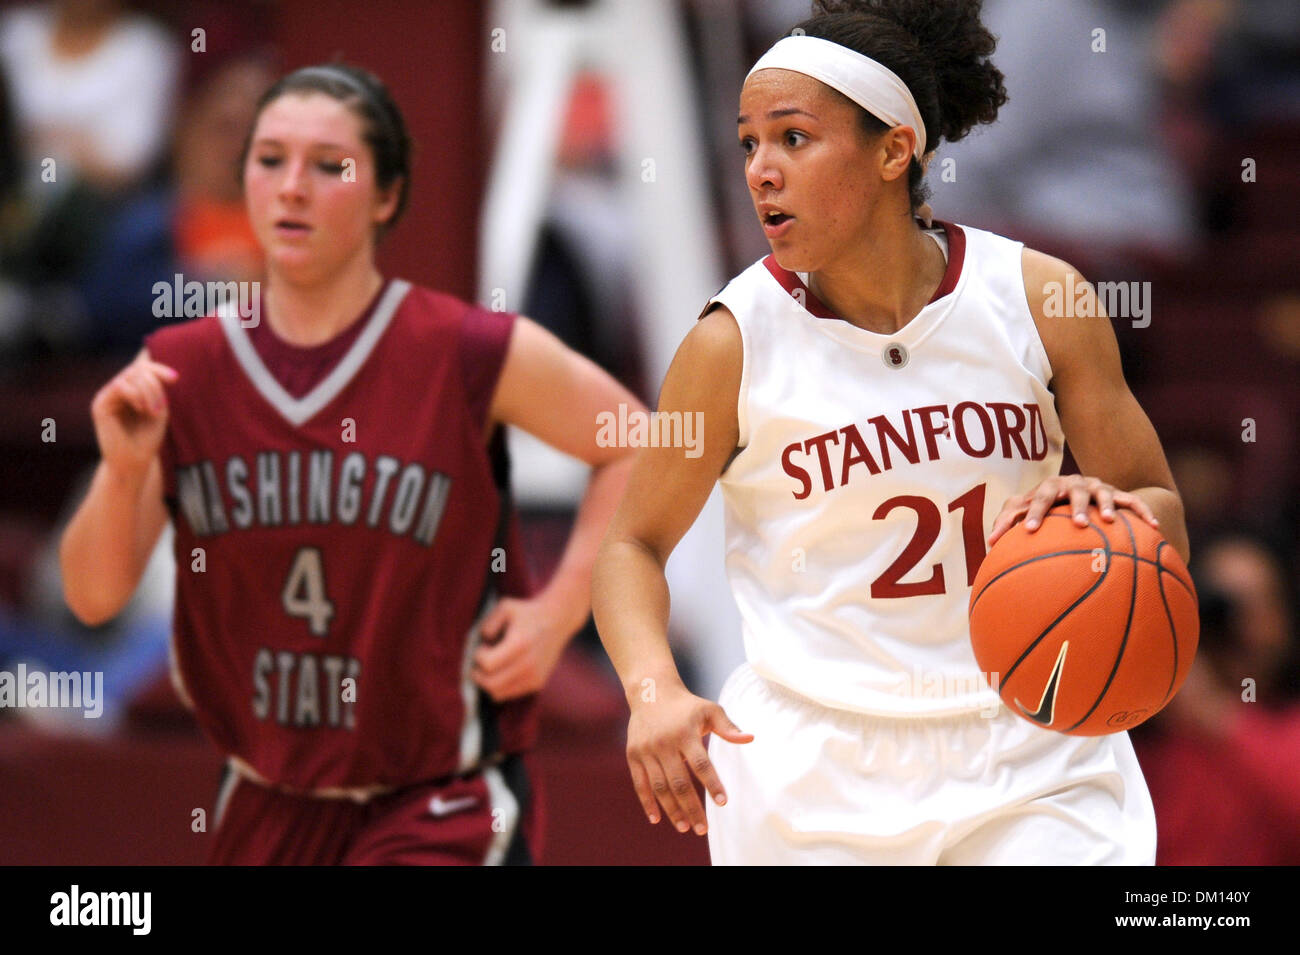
[0,44,101,356]
[927,0,1199,270]
[1192,531,1299,700]
[1151,380,1297,537]
[171,52,272,285]
[0,19,273,726]
[1157,0,1300,237]
[79,50,275,350]
[0,0,182,355]
[0,59,15,211]
[1159,0,1300,128]
[1132,530,1300,864]
[0,62,25,350]
[0,0,180,192]
[528,72,641,392]
[0,468,174,730]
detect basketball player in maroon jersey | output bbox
[59,64,643,864]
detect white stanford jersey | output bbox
[706,221,1065,715]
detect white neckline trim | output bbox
[218,279,411,427]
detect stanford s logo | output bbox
[1015,641,1069,727]
[882,341,909,369]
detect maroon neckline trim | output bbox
[762,220,966,321]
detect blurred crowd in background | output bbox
[0,0,1297,864]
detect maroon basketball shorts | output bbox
[207,754,539,865]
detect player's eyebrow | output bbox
[250,138,352,151]
[737,108,819,125]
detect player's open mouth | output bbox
[762,211,794,238]
[275,220,312,235]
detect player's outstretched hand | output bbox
[986,474,1159,548]
[472,595,574,701]
[625,684,753,835]
[90,354,179,477]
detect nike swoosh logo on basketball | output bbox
[428,794,480,817]
[1015,641,1069,727]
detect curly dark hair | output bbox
[239,62,412,241]
[795,0,1008,212]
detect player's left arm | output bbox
[473,316,646,701]
[987,249,1190,564]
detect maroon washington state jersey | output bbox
[143,279,539,792]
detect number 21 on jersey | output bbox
[871,483,987,598]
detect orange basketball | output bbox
[968,503,1198,735]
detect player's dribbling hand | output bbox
[472,595,574,701]
[625,685,752,835]
[986,474,1159,548]
[90,355,179,477]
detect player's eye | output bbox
[317,161,346,175]
[256,155,282,168]
[784,130,807,148]
[739,137,756,156]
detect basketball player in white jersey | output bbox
[592,0,1190,865]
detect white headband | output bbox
[746,35,927,162]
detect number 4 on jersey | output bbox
[282,546,335,636]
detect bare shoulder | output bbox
[691,303,742,352]
[674,304,742,381]
[1019,246,1120,379]
[1019,246,1085,323]
[645,304,743,465]
[1020,247,1075,297]
[663,305,742,417]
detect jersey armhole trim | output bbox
[735,309,750,452]
[704,299,749,453]
[1015,244,1057,389]
[459,305,519,435]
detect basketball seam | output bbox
[969,520,1189,619]
[1155,540,1180,706]
[970,548,1107,615]
[1064,509,1139,732]
[1156,559,1195,596]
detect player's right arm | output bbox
[591,305,754,837]
[59,348,177,626]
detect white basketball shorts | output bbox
[705,663,1157,865]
